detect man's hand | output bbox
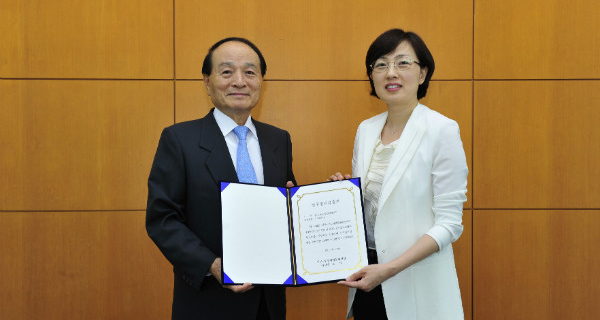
[210,257,254,293]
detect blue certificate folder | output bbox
[220,178,368,286]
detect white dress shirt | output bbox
[213,108,264,185]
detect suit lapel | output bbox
[198,110,238,184]
[254,120,280,186]
[378,104,426,210]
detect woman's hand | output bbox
[338,263,394,292]
[340,236,440,292]
[327,172,352,181]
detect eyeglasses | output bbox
[370,58,421,73]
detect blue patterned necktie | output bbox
[233,126,258,184]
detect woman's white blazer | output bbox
[347,104,468,320]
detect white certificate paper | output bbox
[220,178,367,286]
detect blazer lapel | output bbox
[378,104,426,210]
[198,110,238,184]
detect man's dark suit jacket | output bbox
[146,109,296,320]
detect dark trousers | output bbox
[256,288,270,320]
[353,249,388,320]
[352,285,388,320]
[171,274,284,320]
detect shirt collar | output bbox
[213,108,257,138]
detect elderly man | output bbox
[146,37,295,320]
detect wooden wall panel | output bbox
[175,0,472,80]
[175,81,210,123]
[473,81,600,208]
[473,210,600,319]
[0,0,173,78]
[13,0,600,317]
[287,284,349,320]
[454,210,473,320]
[474,0,600,79]
[0,80,174,211]
[176,80,472,187]
[0,211,173,320]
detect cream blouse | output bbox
[363,137,400,249]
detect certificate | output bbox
[220,178,367,286]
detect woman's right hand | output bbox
[327,172,352,181]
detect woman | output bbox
[330,29,468,319]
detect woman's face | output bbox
[370,41,428,109]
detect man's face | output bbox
[203,41,263,117]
